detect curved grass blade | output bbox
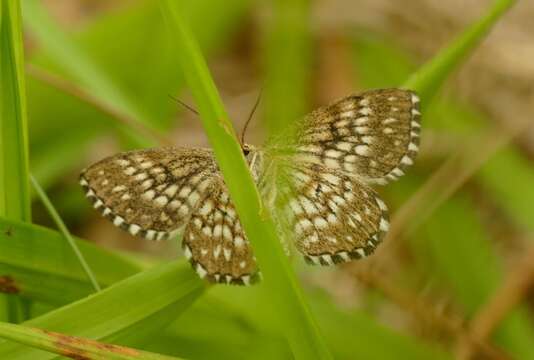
[0,260,204,359]
[0,321,184,360]
[160,2,332,359]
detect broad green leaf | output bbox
[0,217,141,305]
[0,259,205,359]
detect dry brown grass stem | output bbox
[456,243,534,360]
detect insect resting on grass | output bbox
[80,88,421,285]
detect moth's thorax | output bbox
[242,144,264,180]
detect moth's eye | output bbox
[243,147,250,156]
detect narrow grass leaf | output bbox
[0,0,32,323]
[0,321,183,360]
[30,176,101,292]
[0,260,205,359]
[160,2,332,359]
[0,0,31,221]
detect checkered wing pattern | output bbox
[278,162,389,265]
[293,89,420,185]
[80,147,217,241]
[182,180,260,285]
[81,146,260,285]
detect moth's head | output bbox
[242,143,254,156]
[242,144,262,169]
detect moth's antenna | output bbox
[240,89,262,147]
[168,94,199,116]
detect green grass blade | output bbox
[0,0,32,323]
[0,217,141,305]
[160,2,332,359]
[0,321,184,360]
[0,260,205,359]
[404,0,516,103]
[0,0,31,221]
[30,176,101,292]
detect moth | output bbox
[80,88,421,285]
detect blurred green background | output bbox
[1,0,533,359]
